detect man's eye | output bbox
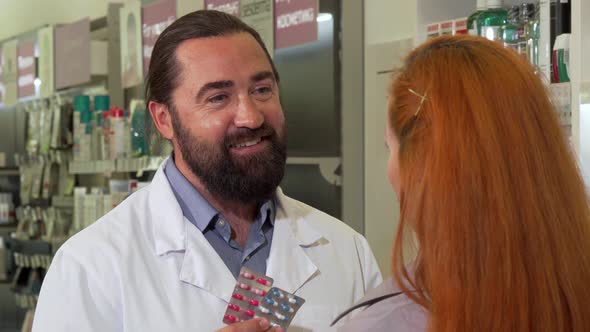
[209,94,228,103]
[252,86,273,100]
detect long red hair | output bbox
[390,35,590,331]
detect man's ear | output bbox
[148,101,174,140]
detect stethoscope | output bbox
[330,292,403,327]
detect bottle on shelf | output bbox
[129,100,147,158]
[478,0,508,42]
[109,106,127,160]
[467,0,487,36]
[73,95,91,162]
[93,95,110,161]
[503,5,523,53]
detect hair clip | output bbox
[408,88,428,117]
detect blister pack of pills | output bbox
[223,267,274,325]
[257,287,306,330]
[223,267,306,330]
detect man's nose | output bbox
[234,95,264,129]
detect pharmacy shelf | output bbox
[116,156,165,174]
[69,160,116,174]
[69,156,166,175]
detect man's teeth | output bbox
[235,138,262,148]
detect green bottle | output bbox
[467,0,487,36]
[478,0,508,42]
[502,6,522,52]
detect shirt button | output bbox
[245,255,251,261]
[218,219,225,227]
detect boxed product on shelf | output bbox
[426,22,440,39]
[454,18,469,35]
[440,20,454,35]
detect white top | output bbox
[337,278,428,332]
[477,0,487,10]
[486,0,503,9]
[32,160,383,332]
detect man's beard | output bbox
[171,113,287,204]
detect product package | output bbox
[223,267,274,325]
[257,287,306,330]
[223,267,306,330]
[426,22,440,39]
[39,100,54,155]
[440,20,453,35]
[25,102,41,155]
[453,18,468,35]
[552,33,570,83]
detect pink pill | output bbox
[224,315,238,323]
[256,278,269,285]
[241,272,255,280]
[239,283,251,290]
[249,299,260,306]
[228,304,240,311]
[253,289,266,296]
[232,293,244,301]
[244,310,255,317]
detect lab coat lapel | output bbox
[179,222,236,302]
[266,190,322,294]
[148,162,235,302]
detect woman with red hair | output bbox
[336,35,590,331]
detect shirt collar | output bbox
[164,156,276,232]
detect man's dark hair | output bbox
[145,10,279,109]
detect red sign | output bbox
[275,0,318,49]
[205,0,241,17]
[142,0,177,75]
[17,41,36,99]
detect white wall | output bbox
[0,0,203,42]
[365,0,417,45]
[363,1,418,278]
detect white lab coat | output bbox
[32,162,382,332]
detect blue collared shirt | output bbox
[164,158,275,279]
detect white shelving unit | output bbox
[417,0,590,181]
[69,156,166,176]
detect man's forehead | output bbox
[175,33,266,63]
[174,34,273,81]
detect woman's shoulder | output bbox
[337,278,428,332]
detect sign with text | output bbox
[120,1,144,88]
[205,0,241,16]
[38,26,55,98]
[275,0,318,49]
[2,40,18,106]
[142,0,177,76]
[55,18,91,89]
[17,41,36,99]
[241,0,274,54]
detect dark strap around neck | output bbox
[330,292,403,327]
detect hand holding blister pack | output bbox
[223,267,306,331]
